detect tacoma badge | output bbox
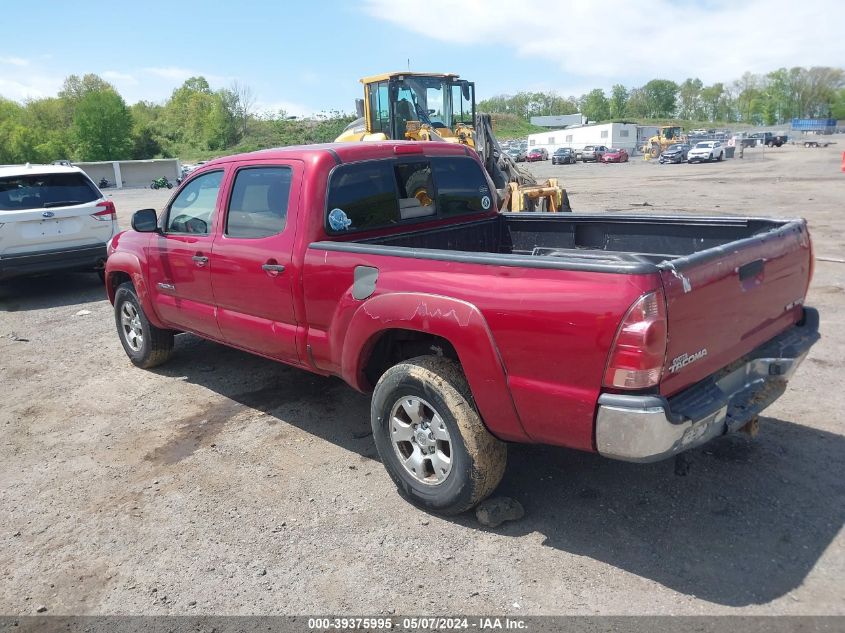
[669,349,708,374]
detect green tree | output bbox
[700,83,725,121]
[72,90,133,160]
[581,88,610,121]
[677,78,703,120]
[609,84,628,119]
[640,79,678,118]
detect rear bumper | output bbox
[595,307,819,462]
[0,243,107,280]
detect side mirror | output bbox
[131,208,159,233]
[355,98,365,118]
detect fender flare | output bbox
[340,292,529,442]
[105,252,166,329]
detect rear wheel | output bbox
[717,152,723,161]
[371,356,507,515]
[114,282,174,368]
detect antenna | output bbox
[407,58,410,71]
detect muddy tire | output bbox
[371,356,507,515]
[114,282,174,369]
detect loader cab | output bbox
[361,73,475,143]
[661,126,683,141]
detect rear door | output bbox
[148,169,226,339]
[209,161,301,363]
[0,170,114,256]
[658,221,812,396]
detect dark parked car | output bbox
[552,148,576,165]
[507,147,527,162]
[659,143,690,164]
[526,148,549,162]
[580,145,608,162]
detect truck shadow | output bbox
[0,272,106,312]
[156,335,842,607]
[485,418,845,607]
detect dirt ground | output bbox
[1,141,843,616]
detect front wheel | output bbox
[371,356,507,515]
[166,183,173,189]
[114,282,174,369]
[150,183,157,189]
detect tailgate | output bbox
[658,219,812,396]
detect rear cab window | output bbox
[325,156,492,234]
[0,172,99,211]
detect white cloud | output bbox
[102,70,138,85]
[362,0,845,90]
[0,56,29,67]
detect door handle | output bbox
[262,263,286,275]
[192,254,208,266]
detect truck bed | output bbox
[323,213,803,274]
[314,212,811,402]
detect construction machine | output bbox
[335,72,571,212]
[644,125,688,158]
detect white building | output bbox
[527,122,641,154]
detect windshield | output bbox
[667,144,684,151]
[394,76,475,130]
[695,142,713,148]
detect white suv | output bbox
[687,141,725,163]
[0,164,118,281]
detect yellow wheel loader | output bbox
[335,72,571,212]
[643,125,688,158]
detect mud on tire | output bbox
[371,355,507,515]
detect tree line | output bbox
[0,73,354,164]
[479,66,845,126]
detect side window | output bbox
[368,81,390,134]
[326,162,399,233]
[166,171,223,235]
[226,167,292,238]
[565,134,573,142]
[431,157,491,217]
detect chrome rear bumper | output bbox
[595,308,819,462]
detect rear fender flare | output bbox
[105,252,166,329]
[341,292,529,442]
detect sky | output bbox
[1,0,842,117]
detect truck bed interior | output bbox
[354,214,796,268]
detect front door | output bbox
[150,169,226,339]
[210,162,301,363]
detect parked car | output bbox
[106,141,818,515]
[551,148,576,165]
[580,145,609,162]
[506,147,527,162]
[659,143,691,164]
[526,148,548,162]
[0,164,118,281]
[687,141,725,163]
[600,148,629,163]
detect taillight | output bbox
[92,200,116,221]
[603,290,668,390]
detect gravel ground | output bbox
[1,141,843,616]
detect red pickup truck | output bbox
[106,141,819,515]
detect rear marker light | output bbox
[92,200,116,221]
[603,290,668,390]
